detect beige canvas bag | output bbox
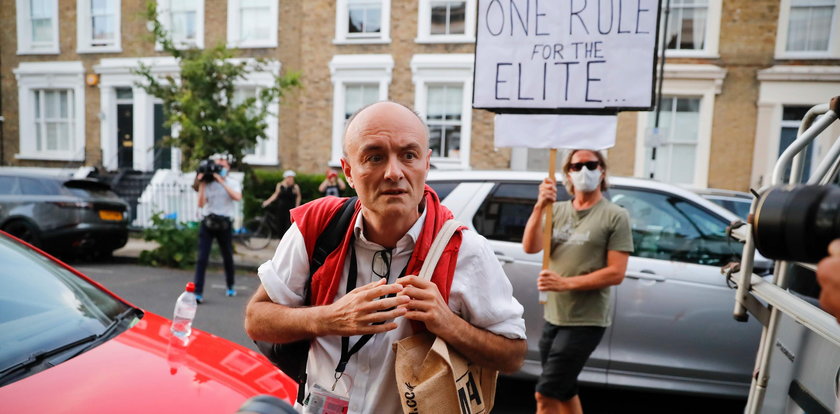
[393,219,498,414]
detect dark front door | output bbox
[117,104,134,169]
[153,104,172,170]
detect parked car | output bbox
[0,231,297,413]
[427,170,766,398]
[0,171,129,256]
[689,187,753,220]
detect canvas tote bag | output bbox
[393,219,498,414]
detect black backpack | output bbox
[255,196,357,404]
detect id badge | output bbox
[303,384,350,414]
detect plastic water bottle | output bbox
[171,282,197,340]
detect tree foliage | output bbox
[133,1,300,170]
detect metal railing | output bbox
[730,96,840,413]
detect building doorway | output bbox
[153,103,172,170]
[116,88,134,169]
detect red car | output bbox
[0,232,297,413]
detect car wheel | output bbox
[3,220,42,247]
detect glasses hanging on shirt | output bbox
[372,249,392,281]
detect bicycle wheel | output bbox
[241,218,273,250]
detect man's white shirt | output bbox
[258,208,526,413]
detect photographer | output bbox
[194,154,242,303]
[818,239,840,322]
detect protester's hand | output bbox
[196,173,204,182]
[261,200,270,208]
[213,173,224,183]
[537,178,557,209]
[396,275,457,336]
[817,239,840,322]
[537,269,571,292]
[322,278,408,336]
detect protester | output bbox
[261,170,301,237]
[318,169,346,197]
[244,101,526,413]
[194,154,242,303]
[522,149,634,414]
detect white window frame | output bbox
[751,65,840,188]
[776,0,840,59]
[328,55,394,165]
[77,0,122,53]
[13,62,86,161]
[234,59,281,166]
[633,64,725,188]
[411,54,474,170]
[227,0,278,48]
[662,0,722,58]
[416,0,476,44]
[16,0,60,55]
[334,0,391,44]
[156,0,205,50]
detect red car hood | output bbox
[0,312,296,414]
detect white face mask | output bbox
[568,167,603,193]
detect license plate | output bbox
[99,210,123,221]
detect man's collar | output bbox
[353,208,428,251]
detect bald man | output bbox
[245,101,526,413]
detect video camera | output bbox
[196,159,222,182]
[752,184,840,264]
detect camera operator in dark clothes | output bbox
[194,154,242,303]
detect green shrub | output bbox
[243,170,356,220]
[138,212,198,269]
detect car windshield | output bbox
[0,235,136,383]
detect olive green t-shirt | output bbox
[544,198,634,327]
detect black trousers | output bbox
[193,220,235,295]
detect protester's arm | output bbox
[817,239,840,322]
[522,178,556,254]
[318,180,328,193]
[294,184,301,207]
[244,280,410,343]
[537,250,629,292]
[396,275,525,373]
[261,183,281,207]
[337,178,346,191]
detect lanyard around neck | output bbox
[334,239,408,380]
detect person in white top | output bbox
[245,101,526,413]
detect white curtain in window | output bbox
[30,0,53,42]
[646,97,700,184]
[787,0,834,51]
[91,0,116,42]
[344,84,379,119]
[240,0,271,41]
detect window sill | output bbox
[15,152,84,162]
[415,36,475,44]
[227,41,279,49]
[775,52,840,60]
[77,46,123,54]
[333,38,391,45]
[17,48,60,56]
[243,157,279,166]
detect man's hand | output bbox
[817,239,840,322]
[213,172,224,183]
[321,278,409,336]
[396,275,458,336]
[537,178,557,209]
[537,269,571,292]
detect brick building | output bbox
[1,0,839,191]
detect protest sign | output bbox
[494,114,617,149]
[473,0,661,113]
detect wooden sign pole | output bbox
[540,148,557,304]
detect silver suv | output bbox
[0,172,129,257]
[427,170,764,398]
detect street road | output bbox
[74,258,745,413]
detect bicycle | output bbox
[236,209,279,251]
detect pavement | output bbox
[113,235,279,271]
